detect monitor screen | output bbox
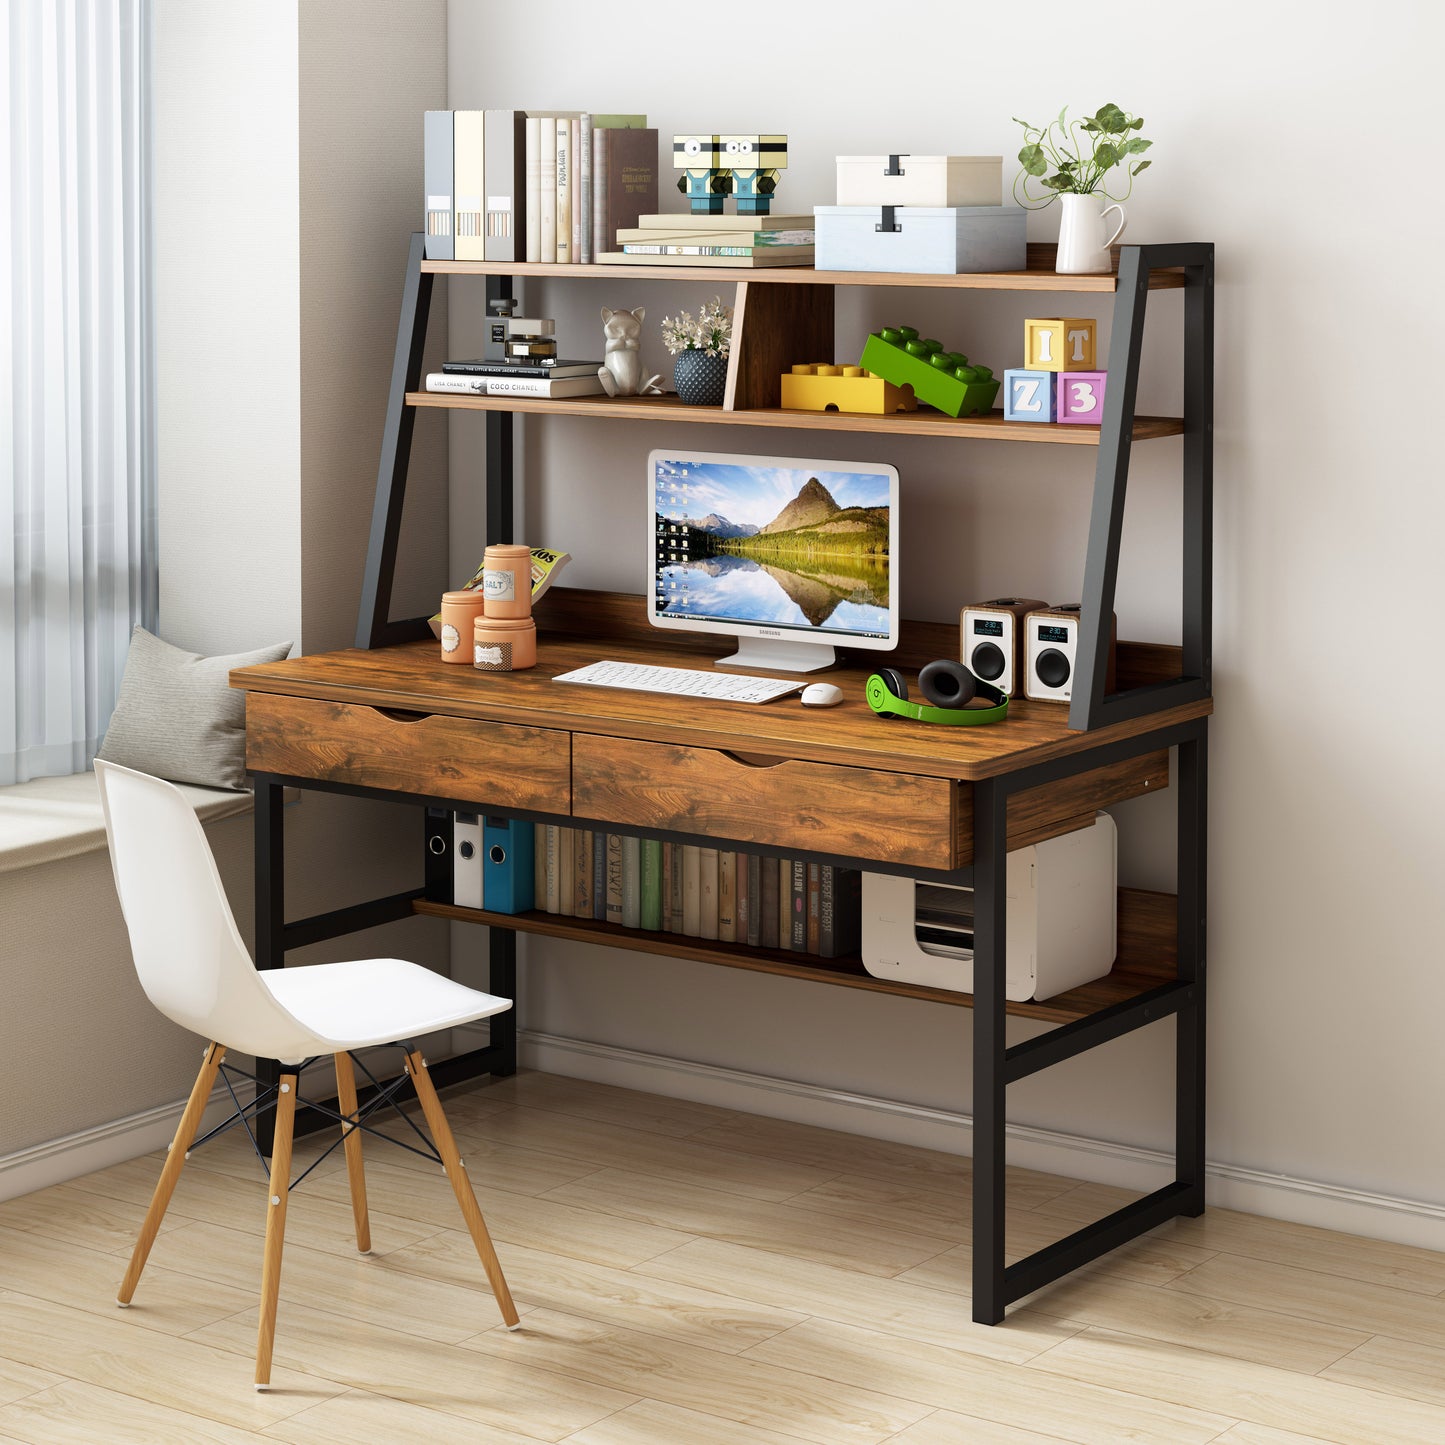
[647,449,899,672]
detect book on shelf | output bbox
[775,858,791,950]
[615,227,814,245]
[539,118,557,262]
[579,114,592,264]
[619,244,814,260]
[817,866,861,959]
[760,858,779,949]
[524,118,542,262]
[621,835,641,929]
[441,358,602,378]
[605,834,624,924]
[544,825,561,913]
[600,248,813,268]
[592,830,607,920]
[640,839,662,931]
[534,827,546,912]
[746,854,762,947]
[572,829,592,918]
[699,846,719,941]
[790,858,807,951]
[633,211,814,232]
[718,851,737,943]
[423,110,454,260]
[806,862,821,955]
[453,110,486,261]
[559,826,575,912]
[570,117,582,263]
[425,372,604,399]
[484,109,527,261]
[555,120,571,264]
[595,127,658,256]
[669,842,685,932]
[682,845,701,936]
[660,843,673,931]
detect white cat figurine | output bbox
[597,306,663,397]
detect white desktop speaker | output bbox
[960,598,1047,697]
[1023,604,1117,703]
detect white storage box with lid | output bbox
[836,154,1002,208]
[814,204,1026,275]
[860,813,1117,1001]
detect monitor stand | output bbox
[714,636,837,674]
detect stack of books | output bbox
[532,825,862,958]
[425,358,604,400]
[423,109,656,267]
[600,213,816,268]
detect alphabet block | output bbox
[1024,316,1097,372]
[1057,370,1107,424]
[1004,368,1055,422]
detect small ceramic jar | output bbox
[481,543,533,618]
[473,615,537,671]
[439,589,487,664]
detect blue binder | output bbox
[482,817,536,913]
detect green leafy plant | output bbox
[1013,104,1151,209]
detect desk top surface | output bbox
[231,612,1210,783]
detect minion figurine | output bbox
[719,134,788,215]
[673,134,730,215]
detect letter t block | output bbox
[1024,316,1097,372]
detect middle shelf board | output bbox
[407,391,1184,445]
[412,886,1178,1026]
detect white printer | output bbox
[861,813,1116,1001]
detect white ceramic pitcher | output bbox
[1056,193,1127,274]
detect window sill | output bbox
[0,770,257,875]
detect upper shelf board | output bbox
[420,242,1187,292]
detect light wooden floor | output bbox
[1,1071,1443,1443]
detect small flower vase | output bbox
[673,350,728,406]
[1056,192,1127,275]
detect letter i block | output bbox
[1004,368,1055,422]
[1024,317,1097,371]
[1057,371,1107,424]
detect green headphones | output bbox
[865,662,1010,727]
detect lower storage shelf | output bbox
[413,887,1177,1026]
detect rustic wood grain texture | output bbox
[1002,750,1169,854]
[406,389,1184,444]
[725,279,835,410]
[418,242,1186,291]
[572,734,956,868]
[244,692,569,807]
[231,616,1209,784]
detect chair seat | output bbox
[260,958,511,1053]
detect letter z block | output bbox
[1057,371,1107,424]
[1004,368,1055,422]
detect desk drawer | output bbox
[573,735,958,868]
[246,693,569,810]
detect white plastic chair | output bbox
[95,760,519,1388]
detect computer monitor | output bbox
[647,449,899,673]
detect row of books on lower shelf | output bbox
[534,826,861,958]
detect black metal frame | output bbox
[247,236,1213,1317]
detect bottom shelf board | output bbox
[413,888,1176,1026]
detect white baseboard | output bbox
[516,1030,1445,1254]
[0,1082,245,1203]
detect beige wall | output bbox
[447,0,1445,1220]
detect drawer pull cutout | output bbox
[720,750,787,769]
[374,707,430,724]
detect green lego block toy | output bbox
[857,326,1001,418]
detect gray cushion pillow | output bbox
[97,627,293,791]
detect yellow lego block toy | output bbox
[1024,317,1097,372]
[780,363,918,415]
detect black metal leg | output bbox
[971,778,1008,1325]
[1176,722,1209,1214]
[1182,251,1215,690]
[485,276,515,547]
[254,777,285,1155]
[488,930,518,1076]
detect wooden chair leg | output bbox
[254,1069,298,1390]
[333,1051,371,1254]
[118,1041,225,1306]
[405,1047,520,1328]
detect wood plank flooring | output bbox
[0,1069,1442,1443]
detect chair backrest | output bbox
[95,761,318,1062]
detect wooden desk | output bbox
[231,591,1211,1323]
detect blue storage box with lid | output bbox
[814,204,1026,275]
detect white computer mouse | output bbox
[800,682,844,708]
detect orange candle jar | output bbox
[473,615,537,671]
[439,589,487,664]
[481,543,533,618]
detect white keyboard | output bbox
[552,659,802,704]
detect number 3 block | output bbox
[1057,371,1107,424]
[1004,368,1055,422]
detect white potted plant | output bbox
[660,297,733,405]
[1013,104,1152,274]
